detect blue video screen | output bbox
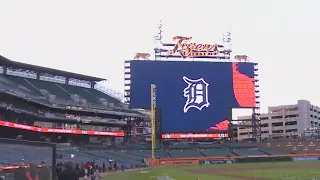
[129,60,256,133]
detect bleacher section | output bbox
[128,150,169,158]
[196,143,222,149]
[57,149,102,164]
[0,143,52,166]
[126,143,153,150]
[169,150,203,158]
[260,140,320,154]
[0,74,122,109]
[201,149,233,157]
[26,78,71,99]
[168,143,192,149]
[259,148,292,155]
[1,141,316,168]
[232,148,266,156]
[0,74,42,97]
[224,142,256,148]
[86,150,144,166]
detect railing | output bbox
[95,83,124,102]
[0,88,144,118]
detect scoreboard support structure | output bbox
[252,63,261,141]
[228,63,261,142]
[124,61,131,104]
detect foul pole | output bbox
[151,84,157,159]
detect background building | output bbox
[237,100,320,140]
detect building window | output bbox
[285,114,298,118]
[272,116,283,119]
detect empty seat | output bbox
[201,149,232,157]
[0,143,52,166]
[0,75,42,97]
[224,142,256,148]
[90,89,120,105]
[168,143,192,149]
[108,150,143,161]
[232,148,267,156]
[126,143,151,150]
[196,143,222,149]
[260,148,292,155]
[169,150,203,158]
[0,74,124,110]
[58,84,98,103]
[26,79,70,99]
[88,150,144,166]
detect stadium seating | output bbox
[0,74,122,109]
[263,139,320,154]
[223,142,256,148]
[107,150,144,161]
[125,143,151,150]
[259,148,292,155]
[89,89,121,105]
[232,148,267,156]
[2,140,316,169]
[168,143,192,149]
[86,150,144,166]
[200,148,233,157]
[0,74,42,97]
[112,144,130,149]
[57,149,104,165]
[169,150,204,158]
[26,78,71,99]
[196,143,222,149]
[128,150,169,158]
[0,143,52,167]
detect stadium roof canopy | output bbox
[0,55,106,81]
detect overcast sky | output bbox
[0,0,319,115]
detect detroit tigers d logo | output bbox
[183,76,210,113]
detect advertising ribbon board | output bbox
[199,160,234,165]
[0,120,124,137]
[293,157,319,162]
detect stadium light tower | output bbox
[222,27,232,59]
[153,18,163,41]
[153,18,163,61]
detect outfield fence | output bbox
[145,154,320,167]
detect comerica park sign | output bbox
[167,36,221,59]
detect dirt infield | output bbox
[184,164,320,180]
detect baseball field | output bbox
[104,161,320,180]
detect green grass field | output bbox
[104,161,320,180]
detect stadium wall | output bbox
[146,154,320,167]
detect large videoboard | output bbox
[129,60,256,136]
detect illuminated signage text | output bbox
[168,36,220,58]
